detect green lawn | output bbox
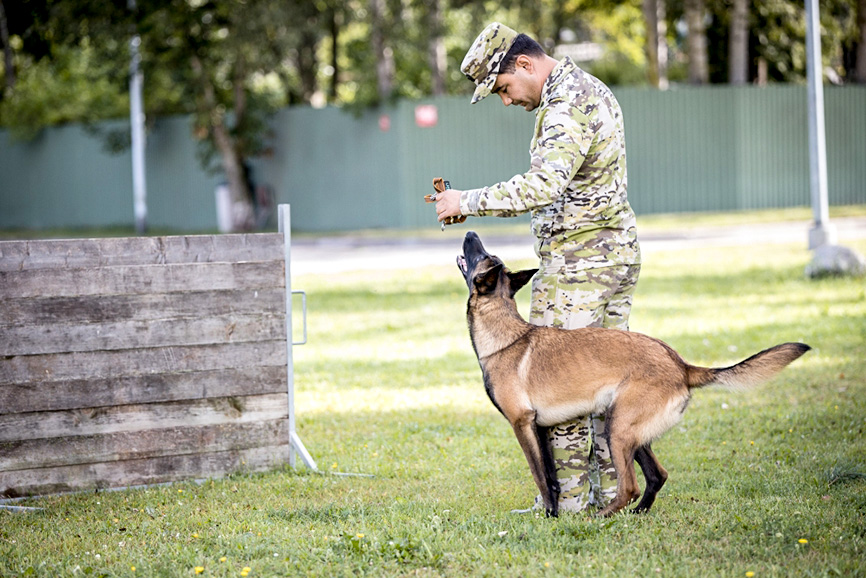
[2,204,865,241]
[2,236,865,577]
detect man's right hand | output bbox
[435,188,463,223]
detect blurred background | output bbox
[0,0,864,234]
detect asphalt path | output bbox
[290,216,866,275]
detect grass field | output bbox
[2,232,865,577]
[2,204,866,241]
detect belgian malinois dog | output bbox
[456,231,810,518]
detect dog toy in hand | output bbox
[425,177,467,231]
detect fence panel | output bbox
[0,233,290,498]
[1,87,864,233]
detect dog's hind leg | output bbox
[596,428,641,518]
[631,444,668,514]
[510,411,560,517]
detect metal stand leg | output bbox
[278,204,317,471]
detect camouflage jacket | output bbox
[459,57,641,272]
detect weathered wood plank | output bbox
[0,261,284,299]
[0,341,287,385]
[0,233,285,272]
[0,314,286,356]
[0,393,288,442]
[0,288,285,327]
[0,420,288,471]
[0,232,300,499]
[0,445,288,499]
[0,366,287,415]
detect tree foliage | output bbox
[1,0,864,229]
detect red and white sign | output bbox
[378,114,391,132]
[414,105,438,128]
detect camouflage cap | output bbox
[461,22,519,104]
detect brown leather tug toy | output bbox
[425,177,467,230]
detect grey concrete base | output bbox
[806,244,866,278]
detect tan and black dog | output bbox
[456,231,810,518]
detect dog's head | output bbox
[457,231,537,298]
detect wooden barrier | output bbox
[0,220,310,499]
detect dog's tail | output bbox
[687,342,811,390]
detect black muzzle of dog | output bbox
[457,231,493,287]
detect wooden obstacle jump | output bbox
[0,205,314,499]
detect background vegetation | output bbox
[1,0,865,229]
[2,223,864,577]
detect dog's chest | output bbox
[532,386,619,427]
[480,368,505,416]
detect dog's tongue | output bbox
[457,255,467,273]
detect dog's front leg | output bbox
[510,410,560,517]
[535,423,560,505]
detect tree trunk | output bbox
[643,0,668,89]
[212,121,252,231]
[191,55,253,232]
[297,28,318,102]
[684,0,708,84]
[428,0,446,96]
[370,0,393,102]
[0,0,14,92]
[856,0,866,83]
[729,0,749,85]
[328,7,339,102]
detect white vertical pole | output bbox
[278,204,318,471]
[129,0,147,235]
[805,0,836,249]
[278,204,297,468]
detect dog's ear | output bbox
[508,268,537,295]
[473,263,503,295]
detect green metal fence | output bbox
[1,86,864,233]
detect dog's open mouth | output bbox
[457,255,468,274]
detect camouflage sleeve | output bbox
[459,98,593,218]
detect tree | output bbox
[729,0,749,84]
[369,0,394,103]
[0,0,14,93]
[0,0,330,231]
[133,0,310,231]
[858,0,866,82]
[326,4,341,102]
[426,0,446,96]
[643,0,669,88]
[5,0,866,176]
[684,0,709,83]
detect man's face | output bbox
[492,63,540,111]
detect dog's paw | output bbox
[596,503,621,518]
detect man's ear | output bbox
[515,54,534,73]
[473,263,503,295]
[507,268,537,295]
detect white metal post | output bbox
[805,0,836,249]
[278,204,317,471]
[129,0,147,235]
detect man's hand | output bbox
[435,188,463,222]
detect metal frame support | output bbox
[805,0,837,249]
[278,204,317,471]
[129,0,147,235]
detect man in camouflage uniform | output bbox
[433,23,641,514]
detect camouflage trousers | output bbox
[528,264,641,513]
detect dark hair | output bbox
[498,34,546,75]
